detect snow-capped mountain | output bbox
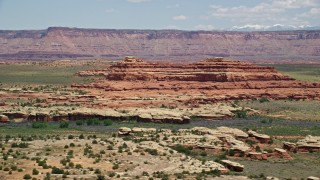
[230,24,319,31]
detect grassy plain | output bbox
[266,64,320,82]
[239,100,320,121]
[0,63,96,85]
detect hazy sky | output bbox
[0,0,319,30]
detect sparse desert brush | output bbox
[32,122,47,129]
[104,119,113,126]
[23,174,32,179]
[59,121,69,128]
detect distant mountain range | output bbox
[0,27,320,63]
[230,24,320,32]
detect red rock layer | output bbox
[72,57,320,108]
[105,57,293,82]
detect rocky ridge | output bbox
[1,27,320,62]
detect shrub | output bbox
[93,119,101,125]
[32,168,39,175]
[76,120,84,126]
[23,174,32,179]
[234,109,247,119]
[200,151,207,156]
[103,119,113,126]
[86,119,94,126]
[11,142,29,148]
[215,152,227,163]
[228,149,235,156]
[172,144,191,155]
[51,166,64,174]
[145,148,158,156]
[59,121,69,128]
[108,172,116,177]
[32,122,47,129]
[245,139,257,146]
[67,135,74,139]
[3,167,10,171]
[11,165,17,171]
[94,169,101,174]
[255,145,261,152]
[259,97,269,103]
[98,175,106,179]
[112,164,119,170]
[44,172,51,180]
[107,145,113,150]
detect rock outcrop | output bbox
[284,135,320,153]
[247,130,271,143]
[0,115,9,123]
[273,148,293,160]
[221,160,244,172]
[115,126,300,173]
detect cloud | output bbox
[173,15,187,21]
[207,0,320,27]
[194,24,215,30]
[127,0,150,3]
[310,7,320,14]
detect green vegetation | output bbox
[172,144,192,155]
[103,119,113,126]
[254,125,320,136]
[0,63,94,85]
[32,122,48,129]
[51,166,64,174]
[239,152,320,179]
[32,168,39,175]
[239,99,320,121]
[59,121,69,128]
[11,142,29,148]
[86,119,101,126]
[234,109,247,119]
[271,64,320,82]
[23,174,32,179]
[145,148,158,156]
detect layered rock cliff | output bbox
[72,57,320,107]
[1,27,320,62]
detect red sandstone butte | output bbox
[72,57,320,109]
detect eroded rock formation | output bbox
[73,57,320,109]
[284,135,320,153]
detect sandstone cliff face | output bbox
[72,57,320,109]
[105,57,292,82]
[0,27,320,62]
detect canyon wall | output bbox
[0,27,320,62]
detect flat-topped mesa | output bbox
[105,57,294,82]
